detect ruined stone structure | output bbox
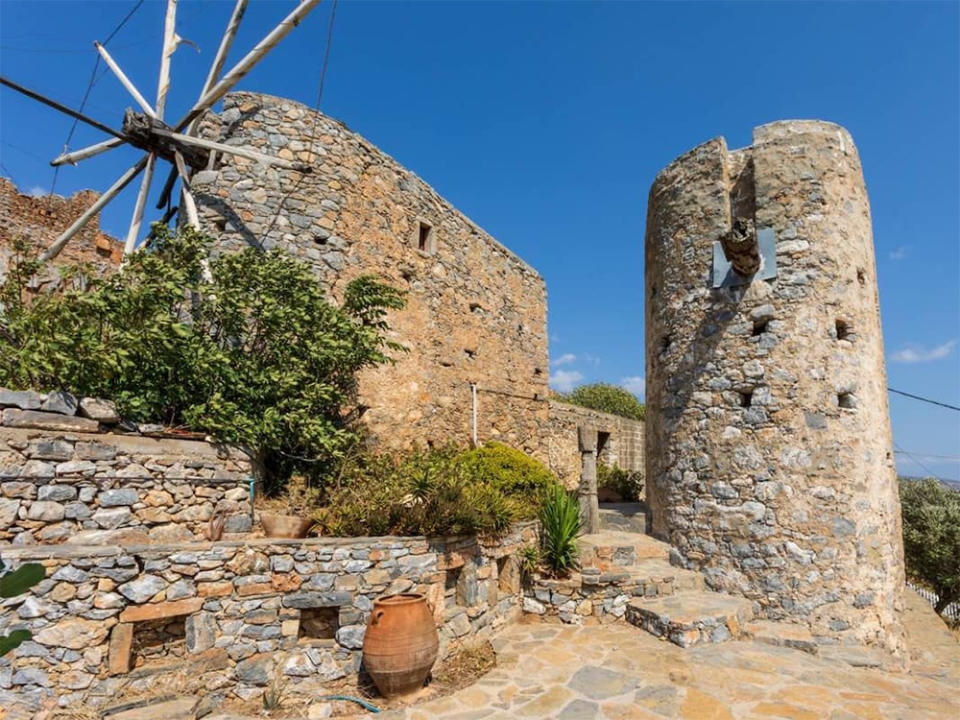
[544,401,645,490]
[644,121,905,654]
[0,178,121,292]
[193,92,549,456]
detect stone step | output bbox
[625,590,755,648]
[598,502,647,534]
[581,559,704,596]
[578,531,670,570]
[743,619,819,655]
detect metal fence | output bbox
[908,582,960,621]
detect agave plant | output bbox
[1,559,45,656]
[539,485,581,576]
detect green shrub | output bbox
[597,463,644,502]
[539,484,581,576]
[899,477,960,616]
[313,443,560,538]
[0,228,405,488]
[458,442,558,519]
[556,383,645,421]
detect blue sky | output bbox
[1,1,958,479]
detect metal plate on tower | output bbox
[712,228,778,288]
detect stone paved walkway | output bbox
[363,617,958,720]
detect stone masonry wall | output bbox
[0,524,535,715]
[1,393,252,545]
[644,121,905,655]
[0,177,121,293]
[193,92,549,457]
[543,400,645,490]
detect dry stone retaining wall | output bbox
[194,92,549,458]
[543,400,644,490]
[0,524,534,714]
[644,120,905,655]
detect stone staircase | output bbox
[576,530,756,648]
[597,502,647,534]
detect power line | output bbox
[888,387,960,412]
[894,442,940,479]
[49,0,144,196]
[893,451,960,461]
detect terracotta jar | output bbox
[362,593,439,697]
[259,512,313,538]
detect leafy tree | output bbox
[899,478,960,615]
[557,382,645,421]
[0,228,405,487]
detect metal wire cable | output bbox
[888,387,960,412]
[49,0,145,196]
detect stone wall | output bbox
[1,394,252,545]
[644,121,905,654]
[543,400,644,490]
[192,92,549,457]
[0,524,535,714]
[0,177,121,293]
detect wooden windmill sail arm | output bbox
[153,128,311,172]
[173,151,199,228]
[94,42,157,119]
[41,156,148,261]
[125,153,158,255]
[154,0,178,120]
[51,137,126,167]
[198,0,250,109]
[173,0,322,132]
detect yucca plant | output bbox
[539,485,581,576]
[1,560,45,656]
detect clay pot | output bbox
[260,512,314,538]
[362,593,439,697]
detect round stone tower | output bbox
[644,120,905,654]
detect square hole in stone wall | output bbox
[836,319,851,340]
[752,319,769,336]
[837,392,856,409]
[132,617,187,668]
[739,390,753,408]
[417,221,436,254]
[299,607,338,641]
[445,567,462,602]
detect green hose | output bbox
[319,695,381,713]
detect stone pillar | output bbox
[644,120,905,656]
[578,426,599,534]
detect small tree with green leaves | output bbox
[557,383,645,421]
[0,227,405,488]
[1,560,44,656]
[899,478,960,616]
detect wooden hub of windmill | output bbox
[121,110,210,170]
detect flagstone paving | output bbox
[356,615,958,720]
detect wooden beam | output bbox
[94,42,157,119]
[51,137,125,167]
[153,127,311,172]
[41,156,148,261]
[199,0,249,105]
[155,0,178,121]
[1,75,128,142]
[124,153,158,255]
[172,0,322,132]
[173,151,199,228]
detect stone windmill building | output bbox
[644,120,905,653]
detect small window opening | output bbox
[417,221,434,252]
[661,335,672,353]
[752,319,769,336]
[836,319,851,340]
[445,567,462,601]
[211,216,227,233]
[132,617,187,668]
[739,390,753,408]
[838,392,855,409]
[651,285,658,299]
[856,268,866,287]
[464,348,476,359]
[534,367,543,376]
[314,235,328,245]
[299,607,338,641]
[469,302,482,313]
